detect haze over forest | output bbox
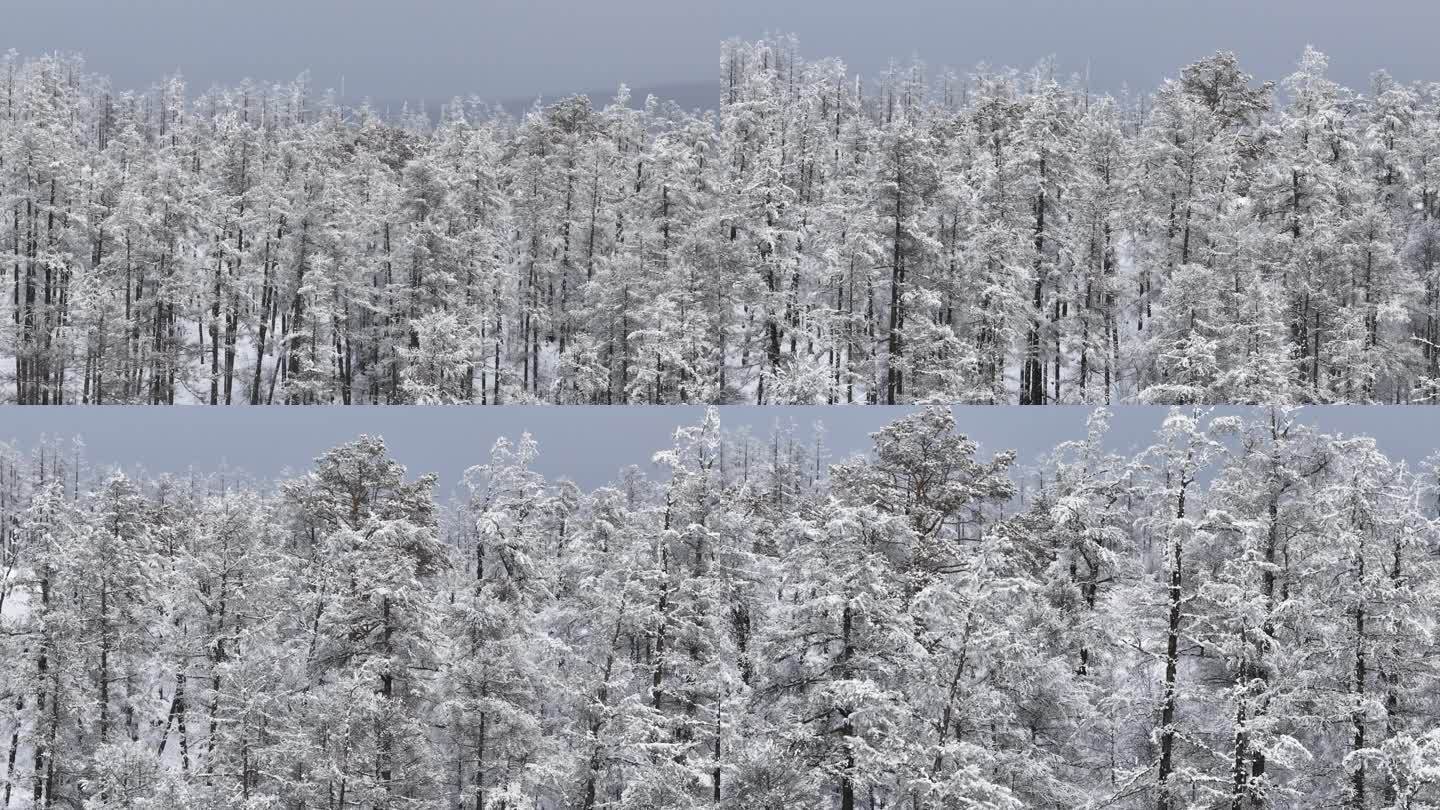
[7,0,1440,106]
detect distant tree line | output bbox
[2,39,1439,404]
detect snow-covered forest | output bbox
[1,406,1437,808]
[3,38,1440,404]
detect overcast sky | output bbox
[5,1,1437,105]
[1,407,1434,498]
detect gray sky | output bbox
[0,407,1434,497]
[5,1,1437,106]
